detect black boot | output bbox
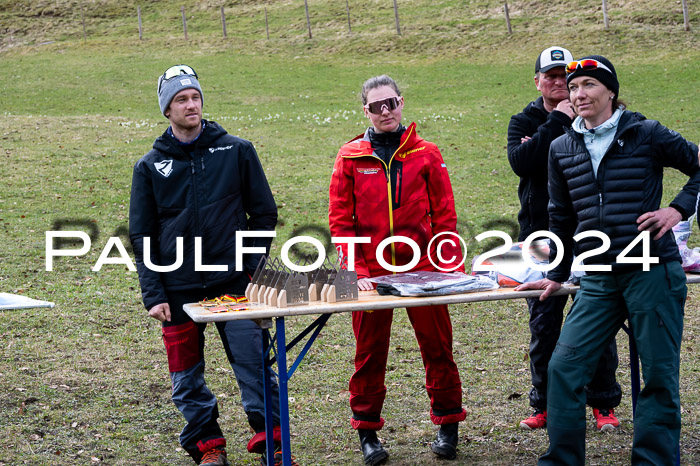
[358,429,388,465]
[431,422,458,460]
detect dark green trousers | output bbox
[539,263,686,465]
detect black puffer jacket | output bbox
[546,110,700,282]
[129,120,277,310]
[507,97,574,240]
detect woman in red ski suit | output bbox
[328,75,466,464]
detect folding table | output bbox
[184,275,700,465]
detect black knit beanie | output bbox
[566,55,619,97]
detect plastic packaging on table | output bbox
[369,271,498,297]
[470,241,549,286]
[470,240,585,286]
[673,215,700,273]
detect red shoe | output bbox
[519,410,547,430]
[201,446,230,466]
[593,408,620,432]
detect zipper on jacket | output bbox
[567,127,608,232]
[189,157,206,287]
[343,149,397,265]
[189,158,201,235]
[596,131,618,233]
[342,126,414,269]
[385,126,414,267]
[395,170,401,204]
[527,185,534,235]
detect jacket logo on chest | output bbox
[357,168,381,175]
[397,146,426,158]
[618,139,624,147]
[154,160,174,178]
[209,145,233,153]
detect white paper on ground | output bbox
[0,293,55,310]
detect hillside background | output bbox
[1,0,698,58]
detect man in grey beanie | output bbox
[156,64,205,142]
[130,64,290,465]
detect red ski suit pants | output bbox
[349,304,466,430]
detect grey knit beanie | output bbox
[157,67,203,117]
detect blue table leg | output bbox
[262,328,276,466]
[277,316,292,466]
[261,313,332,466]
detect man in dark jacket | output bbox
[129,65,282,466]
[507,47,621,431]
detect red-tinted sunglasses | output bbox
[565,59,612,75]
[365,96,401,114]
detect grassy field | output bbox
[1,1,699,464]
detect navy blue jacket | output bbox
[546,110,700,282]
[507,97,574,240]
[129,120,277,310]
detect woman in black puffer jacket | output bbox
[517,55,700,465]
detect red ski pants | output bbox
[349,304,465,430]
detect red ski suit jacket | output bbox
[329,122,463,278]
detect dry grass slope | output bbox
[0,0,697,59]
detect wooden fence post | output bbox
[346,0,351,33]
[393,0,401,35]
[221,6,227,38]
[602,0,610,29]
[137,6,143,40]
[181,6,188,40]
[503,1,512,34]
[81,4,87,42]
[304,0,312,38]
[265,7,270,39]
[682,0,690,31]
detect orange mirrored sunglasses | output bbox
[565,59,612,75]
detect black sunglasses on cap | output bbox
[157,64,198,93]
